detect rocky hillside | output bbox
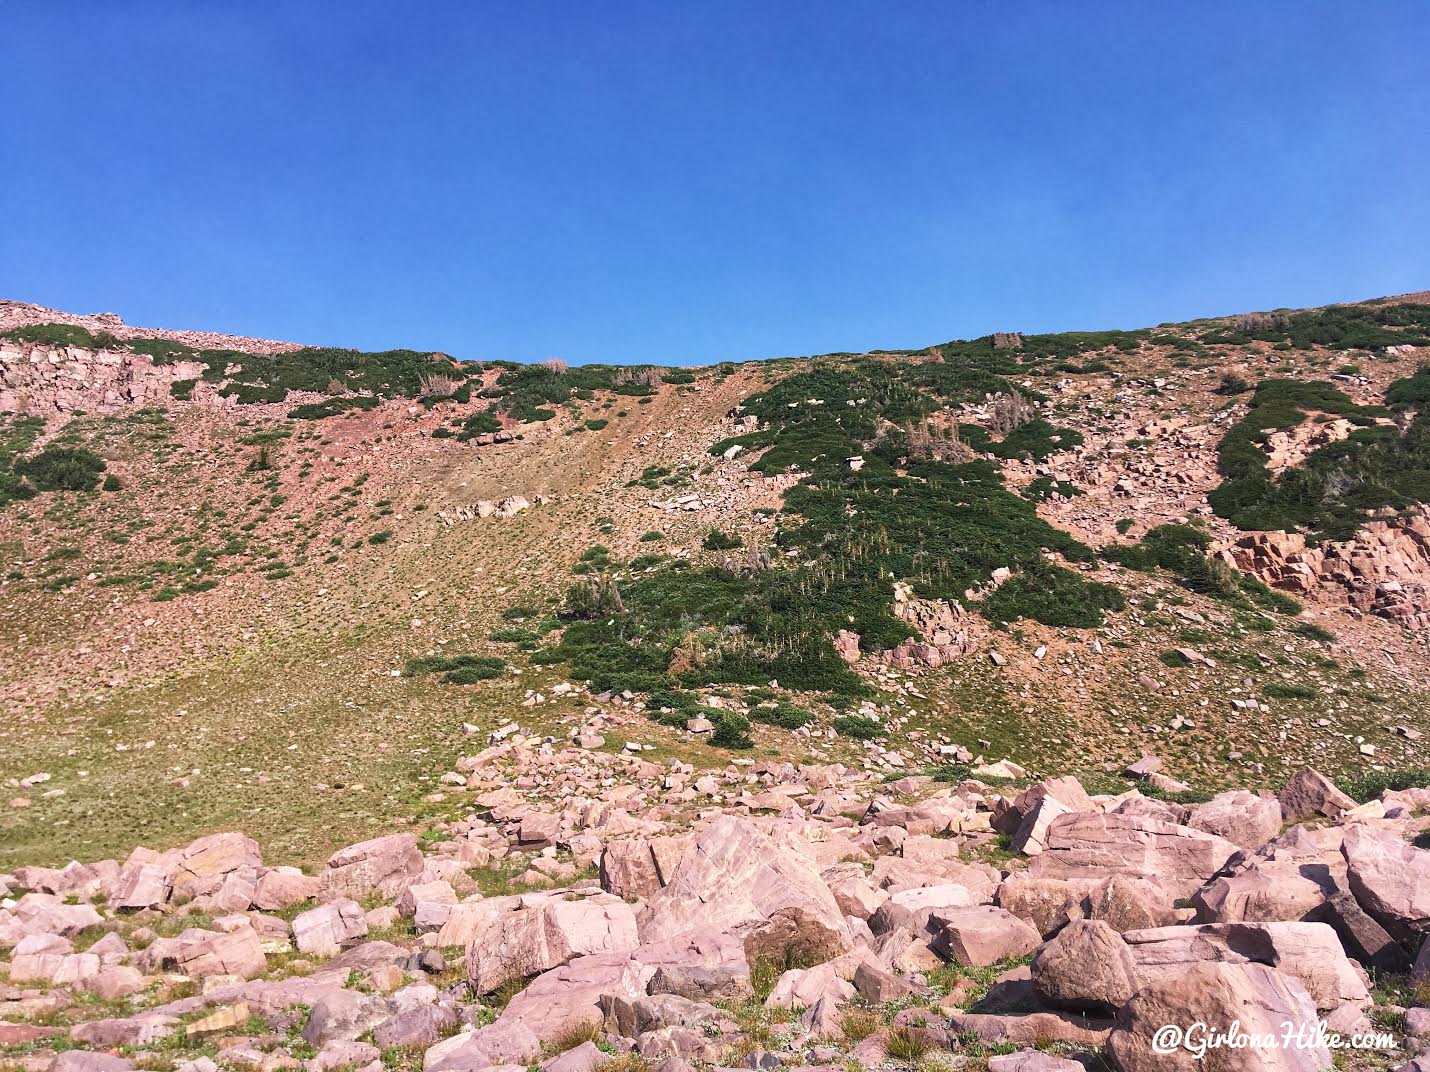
[3,295,1430,1072]
[2,294,1430,876]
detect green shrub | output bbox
[456,411,503,440]
[288,395,381,420]
[1199,303,1430,351]
[443,662,505,684]
[1263,682,1317,700]
[1341,766,1430,803]
[750,702,814,729]
[15,446,107,491]
[1023,475,1082,501]
[1216,372,1252,395]
[981,565,1126,628]
[404,654,506,683]
[710,712,753,749]
[102,474,121,492]
[990,419,1084,461]
[1106,523,1298,613]
[832,714,883,740]
[537,357,1128,699]
[2,323,111,348]
[1294,621,1336,643]
[1207,375,1430,539]
[368,530,394,545]
[702,529,741,551]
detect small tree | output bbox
[988,391,1035,435]
[564,575,625,619]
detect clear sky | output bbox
[2,3,1426,365]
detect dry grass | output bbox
[884,1025,933,1062]
[841,1007,882,1043]
[541,1019,602,1055]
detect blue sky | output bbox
[2,3,1426,365]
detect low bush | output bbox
[981,565,1126,628]
[1341,766,1430,803]
[832,714,884,739]
[404,654,506,683]
[750,701,814,729]
[1262,682,1317,700]
[710,712,753,749]
[15,446,107,491]
[288,395,381,420]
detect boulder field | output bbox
[3,745,1428,1072]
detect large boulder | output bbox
[989,1053,1083,1072]
[1010,795,1074,857]
[1306,890,1410,973]
[252,867,319,911]
[1278,768,1356,823]
[600,836,691,899]
[1073,875,1180,932]
[638,816,853,957]
[868,883,976,937]
[1193,825,1344,924]
[1107,962,1329,1072]
[497,951,654,1039]
[319,833,423,902]
[294,899,369,956]
[893,837,1001,900]
[929,906,1041,966]
[50,1054,137,1072]
[425,1018,542,1072]
[171,832,261,902]
[110,859,173,911]
[1031,920,1139,1013]
[996,875,1096,936]
[1340,824,1430,942]
[991,777,1094,837]
[821,862,884,920]
[175,926,266,979]
[1187,791,1283,851]
[466,894,639,995]
[1119,921,1370,1013]
[765,961,855,1010]
[302,989,394,1047]
[1030,812,1240,899]
[397,880,458,932]
[7,893,105,936]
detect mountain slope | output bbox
[3,294,1429,867]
